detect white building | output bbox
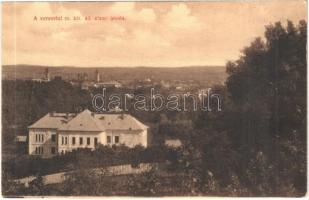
[94,81,122,88]
[28,109,149,158]
[164,138,182,148]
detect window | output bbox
[51,134,56,142]
[94,137,98,146]
[114,136,119,144]
[36,134,38,142]
[72,137,76,145]
[107,136,111,144]
[51,147,56,154]
[80,137,83,145]
[65,137,68,145]
[42,135,44,142]
[62,137,64,145]
[36,146,43,154]
[87,137,90,145]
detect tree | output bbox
[127,168,162,196]
[61,168,109,196]
[225,20,307,196]
[226,20,306,140]
[27,174,45,195]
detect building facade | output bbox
[28,109,148,158]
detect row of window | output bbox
[61,136,68,145]
[34,147,56,155]
[61,136,99,146]
[33,136,120,155]
[35,134,120,146]
[35,134,44,142]
[35,146,44,154]
[35,134,56,143]
[107,135,119,144]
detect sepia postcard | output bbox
[1,0,307,197]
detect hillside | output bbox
[2,65,227,85]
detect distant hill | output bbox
[2,65,227,85]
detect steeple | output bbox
[45,68,50,81]
[95,69,100,83]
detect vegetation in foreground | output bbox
[2,20,307,196]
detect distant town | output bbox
[2,65,227,92]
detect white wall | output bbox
[29,128,149,157]
[58,129,148,152]
[57,131,103,153]
[105,129,148,147]
[28,128,57,158]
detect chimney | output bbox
[91,112,95,117]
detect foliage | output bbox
[60,168,110,196]
[1,20,307,197]
[2,145,177,179]
[224,20,307,196]
[127,168,162,196]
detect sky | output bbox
[1,1,307,67]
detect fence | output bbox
[16,162,159,187]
